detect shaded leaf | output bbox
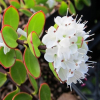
[39,83,51,100]
[3,5,19,30]
[23,48,41,79]
[58,1,68,16]
[32,5,48,14]
[68,1,76,15]
[74,0,84,10]
[0,0,7,9]
[0,72,7,87]
[10,60,27,85]
[24,0,35,8]
[3,87,20,100]
[82,0,91,6]
[9,0,20,9]
[12,92,32,100]
[19,8,32,17]
[15,49,23,61]
[0,47,16,68]
[28,73,38,95]
[35,0,47,4]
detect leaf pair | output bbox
[3,87,32,100]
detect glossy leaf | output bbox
[58,1,68,16]
[3,6,19,30]
[27,31,41,58]
[15,49,23,61]
[28,73,38,95]
[0,47,16,68]
[1,25,18,48]
[35,0,47,4]
[9,0,21,9]
[77,37,83,48]
[10,60,27,85]
[19,8,32,17]
[39,83,51,100]
[27,11,45,37]
[3,87,20,100]
[68,1,76,15]
[23,48,41,78]
[49,63,60,80]
[32,5,48,14]
[74,0,84,10]
[0,0,7,8]
[0,72,7,87]
[12,92,32,100]
[82,0,91,6]
[24,0,35,8]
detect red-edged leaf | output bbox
[39,83,51,100]
[27,11,45,37]
[2,5,19,30]
[23,48,41,79]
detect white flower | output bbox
[17,28,27,38]
[46,0,56,8]
[0,33,10,54]
[42,12,94,86]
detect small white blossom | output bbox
[17,28,27,38]
[42,12,94,86]
[0,33,10,54]
[46,0,56,9]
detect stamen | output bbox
[85,38,94,42]
[88,50,93,52]
[86,30,91,34]
[77,15,83,23]
[89,33,95,37]
[83,20,88,24]
[66,8,69,16]
[87,61,96,63]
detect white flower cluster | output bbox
[42,14,94,86]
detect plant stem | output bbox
[0,67,38,100]
[17,39,46,50]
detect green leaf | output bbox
[58,1,68,16]
[56,0,62,2]
[24,0,35,8]
[27,31,41,58]
[28,73,38,95]
[68,1,76,15]
[0,72,7,87]
[82,0,91,6]
[39,83,51,100]
[12,92,32,100]
[35,0,47,4]
[23,48,41,79]
[76,37,83,48]
[15,49,23,61]
[0,6,2,14]
[10,60,27,85]
[32,5,48,14]
[0,0,7,9]
[19,8,32,17]
[49,63,60,80]
[1,25,18,48]
[0,47,16,68]
[74,0,84,10]
[9,0,21,9]
[3,87,20,100]
[3,5,19,30]
[27,11,45,37]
